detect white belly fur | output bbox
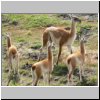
[66,34,76,46]
[49,32,61,45]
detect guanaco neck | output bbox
[48,46,53,63]
[7,36,11,48]
[80,41,85,55]
[70,20,77,36]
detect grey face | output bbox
[72,16,81,23]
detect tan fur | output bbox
[6,34,19,86]
[39,16,81,65]
[66,39,85,85]
[31,42,53,86]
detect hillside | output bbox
[2,14,98,86]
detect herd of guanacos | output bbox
[6,15,86,86]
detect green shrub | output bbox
[52,64,68,76]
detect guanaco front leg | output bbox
[48,72,51,85]
[56,45,62,65]
[67,45,73,54]
[7,78,11,86]
[43,73,47,86]
[79,63,85,82]
[79,66,82,82]
[81,64,85,76]
[7,57,12,86]
[8,56,13,72]
[15,54,19,74]
[38,46,45,61]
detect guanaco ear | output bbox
[68,14,73,19]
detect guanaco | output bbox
[38,15,81,65]
[6,33,19,86]
[31,41,53,86]
[66,37,85,85]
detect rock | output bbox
[28,52,46,61]
[9,21,18,26]
[4,68,9,73]
[39,53,47,60]
[54,77,60,81]
[30,46,40,50]
[21,62,32,70]
[28,53,38,60]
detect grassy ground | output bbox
[2,14,98,86]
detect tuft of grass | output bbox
[77,75,98,86]
[31,41,41,49]
[52,64,68,76]
[87,75,98,85]
[19,70,30,76]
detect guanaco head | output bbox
[72,16,81,23]
[68,14,81,23]
[6,33,11,39]
[80,37,85,44]
[6,33,12,48]
[79,34,87,43]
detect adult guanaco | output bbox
[31,41,53,86]
[6,33,19,86]
[66,37,85,85]
[38,15,81,65]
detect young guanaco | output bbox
[31,41,53,86]
[66,37,85,85]
[6,33,19,86]
[38,15,81,65]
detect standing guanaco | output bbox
[31,41,53,86]
[38,15,81,65]
[6,33,19,86]
[66,37,85,85]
